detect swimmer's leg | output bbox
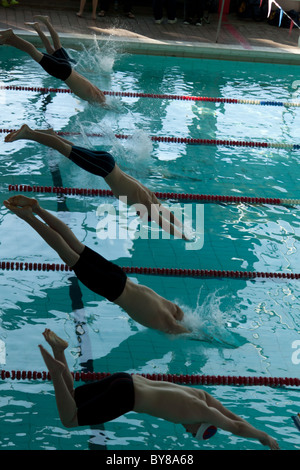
[36,128,75,146]
[39,343,78,428]
[33,203,85,258]
[0,29,43,62]
[42,328,74,395]
[33,15,62,51]
[3,197,84,261]
[24,21,54,54]
[5,124,72,158]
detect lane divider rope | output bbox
[0,369,299,386]
[1,128,299,150]
[0,260,299,279]
[7,184,300,206]
[1,85,300,108]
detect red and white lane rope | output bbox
[1,85,300,108]
[0,260,299,280]
[0,369,299,386]
[1,128,299,150]
[7,184,300,206]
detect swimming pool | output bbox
[0,40,299,451]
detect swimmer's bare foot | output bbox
[42,328,69,354]
[24,22,42,33]
[5,124,32,143]
[39,344,65,377]
[3,199,34,220]
[4,195,39,212]
[24,22,39,27]
[0,29,14,45]
[33,15,50,24]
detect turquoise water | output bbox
[0,41,300,450]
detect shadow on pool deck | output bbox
[0,0,299,62]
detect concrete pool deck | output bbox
[0,1,300,64]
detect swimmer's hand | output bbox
[259,434,280,450]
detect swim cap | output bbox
[195,423,217,440]
[292,414,300,432]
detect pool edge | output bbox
[14,30,300,66]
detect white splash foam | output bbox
[76,35,119,77]
[178,290,241,347]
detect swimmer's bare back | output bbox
[115,278,189,335]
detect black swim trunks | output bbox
[69,146,116,178]
[74,372,135,426]
[52,47,76,64]
[72,246,127,302]
[39,52,72,81]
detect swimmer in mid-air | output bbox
[3,195,189,335]
[39,328,279,449]
[5,125,188,240]
[0,17,105,105]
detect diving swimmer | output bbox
[5,125,188,240]
[39,328,280,450]
[0,18,106,105]
[3,195,189,335]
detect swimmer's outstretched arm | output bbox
[132,376,280,450]
[197,392,280,450]
[106,167,189,240]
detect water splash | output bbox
[178,289,246,348]
[120,130,153,168]
[75,35,120,77]
[73,119,153,174]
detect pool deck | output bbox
[0,1,300,64]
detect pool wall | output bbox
[13,29,300,65]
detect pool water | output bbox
[0,41,299,451]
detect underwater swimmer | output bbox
[3,195,189,335]
[39,328,279,450]
[0,18,105,105]
[5,125,188,240]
